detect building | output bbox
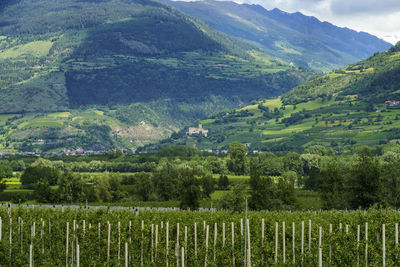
[187,124,209,137]
[385,100,400,106]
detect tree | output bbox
[217,173,229,190]
[20,166,60,188]
[34,179,54,203]
[227,142,247,175]
[276,178,297,208]
[200,174,215,198]
[153,162,179,201]
[248,159,280,210]
[381,157,400,207]
[317,159,347,209]
[347,148,382,209]
[218,184,247,212]
[57,172,85,203]
[0,165,12,178]
[178,169,201,210]
[135,172,154,201]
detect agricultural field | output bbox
[0,206,399,266]
[173,97,400,152]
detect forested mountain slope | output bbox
[156,43,400,152]
[163,0,391,72]
[0,0,313,152]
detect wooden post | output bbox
[181,247,185,267]
[247,219,251,267]
[232,222,235,267]
[48,220,51,252]
[41,220,44,254]
[275,222,278,265]
[223,223,226,248]
[166,222,169,267]
[66,222,69,267]
[383,224,386,267]
[9,217,12,257]
[396,223,399,261]
[107,222,111,265]
[0,217,2,241]
[365,222,368,267]
[308,220,311,253]
[261,219,265,264]
[329,224,332,264]
[177,223,180,267]
[292,222,295,265]
[194,222,198,258]
[151,224,154,263]
[141,220,144,267]
[357,224,360,267]
[125,242,128,267]
[155,224,159,263]
[318,247,322,267]
[29,243,33,267]
[213,222,217,262]
[77,243,80,267]
[129,221,132,243]
[118,221,121,263]
[98,223,101,258]
[205,225,209,267]
[241,219,243,236]
[31,222,35,267]
[21,219,24,254]
[301,221,304,259]
[283,221,286,264]
[318,226,322,248]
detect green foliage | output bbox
[135,172,154,201]
[227,141,248,175]
[57,172,85,203]
[33,178,54,203]
[178,168,201,210]
[347,148,383,208]
[200,173,215,198]
[0,164,12,178]
[20,165,60,188]
[217,173,229,190]
[218,183,247,212]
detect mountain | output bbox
[155,42,400,152]
[162,0,392,72]
[0,0,313,153]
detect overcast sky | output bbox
[182,0,400,44]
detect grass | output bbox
[0,40,53,59]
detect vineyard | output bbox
[0,206,400,266]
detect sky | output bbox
[181,0,400,44]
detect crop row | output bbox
[0,207,400,266]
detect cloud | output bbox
[330,0,400,15]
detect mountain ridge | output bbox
[162,0,391,72]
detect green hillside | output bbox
[156,43,400,152]
[0,0,313,152]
